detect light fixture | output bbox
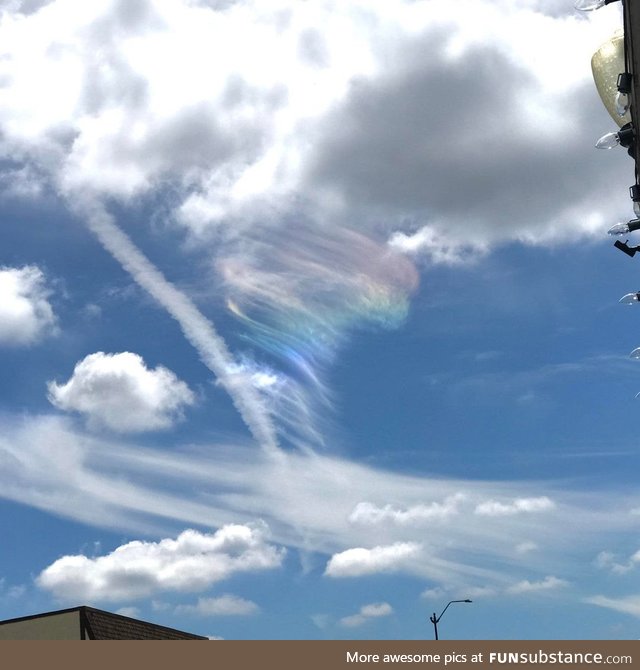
[596,131,623,149]
[608,219,640,235]
[619,292,640,304]
[591,30,631,127]
[596,122,635,151]
[630,185,640,219]
[429,599,473,641]
[614,239,640,257]
[616,72,633,117]
[575,0,619,9]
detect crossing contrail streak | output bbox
[75,199,280,456]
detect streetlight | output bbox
[429,599,472,640]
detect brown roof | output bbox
[0,606,206,640]
[81,607,207,640]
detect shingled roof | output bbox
[0,606,206,640]
[80,606,206,640]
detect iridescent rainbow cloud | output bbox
[217,221,419,449]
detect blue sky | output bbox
[0,0,639,640]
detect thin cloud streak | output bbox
[74,198,281,455]
[585,595,640,618]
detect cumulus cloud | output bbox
[175,594,259,616]
[325,542,421,578]
[47,351,195,432]
[350,495,555,529]
[340,601,393,628]
[0,0,616,244]
[0,7,620,283]
[474,497,555,517]
[506,576,568,595]
[0,265,56,346]
[349,494,466,526]
[36,524,285,602]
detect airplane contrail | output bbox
[73,198,281,457]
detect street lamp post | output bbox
[429,599,472,640]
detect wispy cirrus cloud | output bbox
[421,577,567,602]
[175,594,259,617]
[585,595,640,618]
[0,411,636,596]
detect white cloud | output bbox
[474,497,555,517]
[585,595,640,618]
[421,587,447,600]
[0,1,625,248]
[325,542,421,578]
[175,594,259,616]
[360,602,393,618]
[36,524,285,602]
[349,494,466,526]
[0,413,636,595]
[421,585,495,601]
[388,227,485,265]
[0,265,56,346]
[340,601,393,628]
[0,579,26,601]
[47,351,195,432]
[594,549,640,575]
[506,576,568,595]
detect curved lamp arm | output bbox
[429,599,472,640]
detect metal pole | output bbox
[429,599,472,640]
[625,0,640,172]
[429,613,439,640]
